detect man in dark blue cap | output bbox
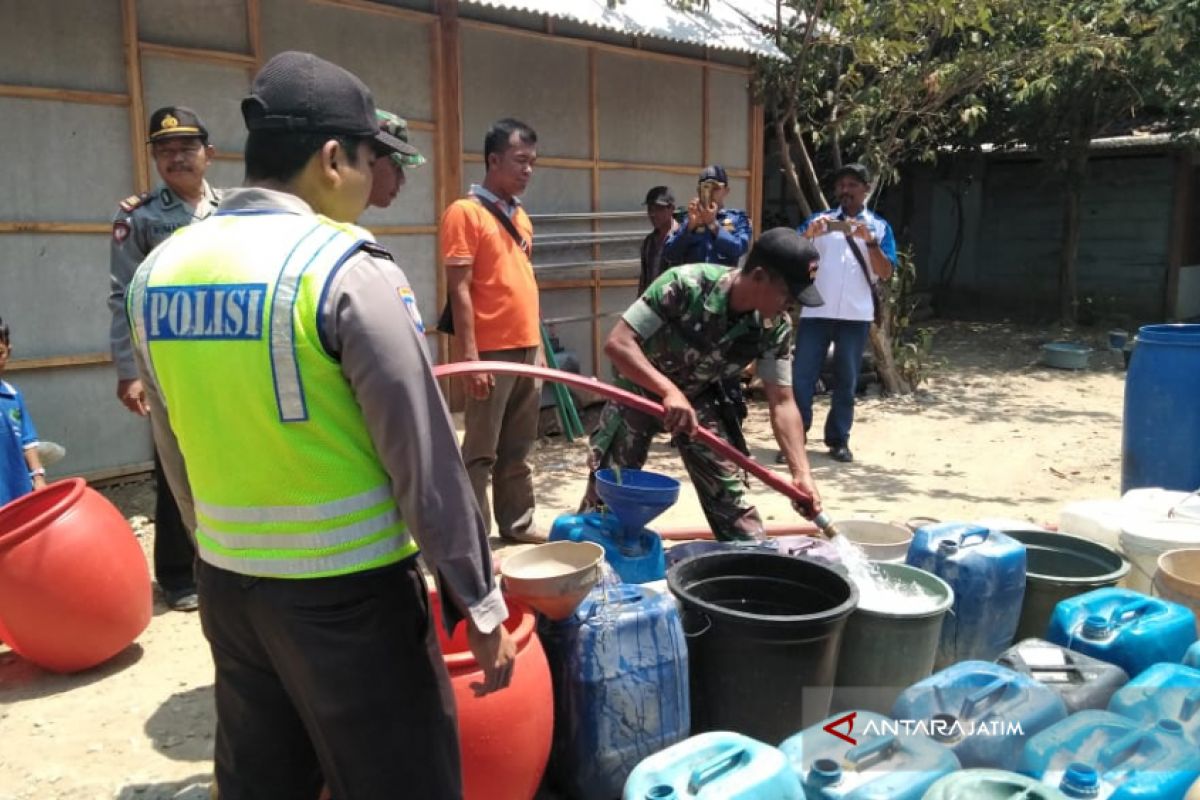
[661,164,752,269]
[125,51,514,800]
[107,105,219,613]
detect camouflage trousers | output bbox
[578,399,765,541]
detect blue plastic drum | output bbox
[1122,324,1200,493]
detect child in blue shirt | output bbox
[0,317,46,505]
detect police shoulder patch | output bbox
[112,220,131,243]
[118,191,153,214]
[397,286,425,334]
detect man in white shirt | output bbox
[791,163,896,463]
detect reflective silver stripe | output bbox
[197,531,415,577]
[269,225,362,421]
[195,484,393,524]
[199,507,402,550]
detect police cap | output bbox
[698,165,728,185]
[241,51,416,159]
[147,106,209,143]
[746,228,824,308]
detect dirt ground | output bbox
[0,320,1129,799]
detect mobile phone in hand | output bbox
[824,218,852,234]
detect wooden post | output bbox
[438,0,465,408]
[589,47,602,377]
[701,65,709,167]
[750,94,765,235]
[120,0,149,192]
[246,0,263,70]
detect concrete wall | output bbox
[2,0,758,479]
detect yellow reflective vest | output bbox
[127,211,418,578]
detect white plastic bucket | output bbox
[833,519,912,562]
[1119,519,1200,593]
[1059,499,1129,552]
[1153,548,1200,636]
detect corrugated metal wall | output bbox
[1,0,760,480]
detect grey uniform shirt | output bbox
[132,187,507,635]
[109,182,221,379]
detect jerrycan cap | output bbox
[930,713,962,744]
[1081,613,1112,639]
[937,539,960,555]
[644,786,677,800]
[1060,762,1100,797]
[1157,719,1184,736]
[807,758,842,788]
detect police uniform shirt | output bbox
[131,187,505,636]
[661,207,752,269]
[109,182,221,380]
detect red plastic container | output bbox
[431,589,554,800]
[0,478,151,673]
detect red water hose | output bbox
[432,361,836,536]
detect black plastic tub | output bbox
[1004,529,1130,641]
[666,551,858,744]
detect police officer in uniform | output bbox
[126,51,514,799]
[661,164,751,269]
[579,228,825,540]
[108,105,219,612]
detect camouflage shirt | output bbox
[621,263,793,399]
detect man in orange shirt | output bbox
[441,118,544,544]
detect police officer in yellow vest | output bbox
[126,51,515,799]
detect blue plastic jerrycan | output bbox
[539,583,690,800]
[1046,587,1198,678]
[778,710,959,799]
[1187,641,1200,669]
[1020,709,1200,799]
[549,511,666,584]
[623,731,805,800]
[890,660,1067,770]
[1109,662,1200,746]
[906,522,1027,667]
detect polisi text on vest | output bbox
[146,284,267,340]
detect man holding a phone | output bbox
[662,165,751,269]
[790,163,896,464]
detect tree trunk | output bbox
[1058,148,1088,325]
[869,322,908,395]
[773,117,812,218]
[788,114,829,211]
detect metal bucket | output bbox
[1004,529,1129,641]
[832,561,954,714]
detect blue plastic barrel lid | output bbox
[1060,762,1099,797]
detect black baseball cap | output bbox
[147,106,208,143]
[831,162,872,185]
[746,228,824,307]
[698,165,728,185]
[241,51,416,158]
[644,186,675,207]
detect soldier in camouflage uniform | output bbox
[579,228,827,540]
[107,106,220,612]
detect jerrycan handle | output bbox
[1111,599,1157,625]
[1182,691,1200,722]
[957,525,990,547]
[1098,729,1153,765]
[845,735,898,770]
[687,746,749,793]
[961,677,1008,718]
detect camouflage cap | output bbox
[375,109,426,168]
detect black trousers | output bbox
[198,558,462,800]
[153,452,195,592]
